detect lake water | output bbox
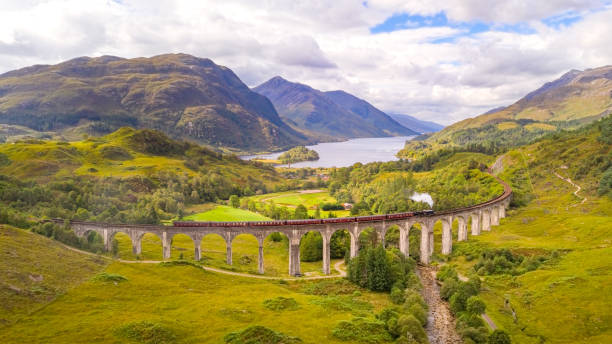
[242,136,416,168]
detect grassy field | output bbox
[440,129,612,343]
[183,205,272,221]
[0,227,391,344]
[248,189,351,218]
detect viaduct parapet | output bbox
[50,176,512,276]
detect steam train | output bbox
[172,210,434,228]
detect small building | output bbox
[342,203,353,210]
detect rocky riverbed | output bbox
[417,265,463,344]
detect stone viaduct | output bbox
[52,177,511,277]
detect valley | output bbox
[0,37,610,344]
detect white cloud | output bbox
[0,0,611,125]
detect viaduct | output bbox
[52,178,511,277]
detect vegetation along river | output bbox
[242,136,416,168]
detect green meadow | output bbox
[0,226,390,344]
[248,190,351,217]
[439,127,612,343]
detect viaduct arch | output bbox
[51,177,511,276]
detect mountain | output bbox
[323,90,419,135]
[0,54,308,152]
[443,66,612,133]
[253,76,417,139]
[399,65,612,158]
[387,114,444,133]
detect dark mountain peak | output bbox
[523,69,583,102]
[255,78,417,138]
[256,76,315,93]
[0,54,307,151]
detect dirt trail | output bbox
[59,242,346,281]
[417,265,463,344]
[553,169,587,207]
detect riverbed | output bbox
[242,136,415,168]
[417,265,463,344]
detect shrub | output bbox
[114,321,176,344]
[396,315,427,344]
[224,325,302,344]
[269,232,283,242]
[488,330,511,344]
[407,303,428,327]
[467,296,486,315]
[450,292,467,314]
[93,273,127,283]
[300,232,322,262]
[457,313,485,329]
[332,317,392,343]
[390,287,405,304]
[404,289,427,309]
[459,326,489,344]
[437,265,458,281]
[440,278,459,300]
[263,297,299,311]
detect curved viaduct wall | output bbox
[57,179,512,277]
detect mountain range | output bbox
[399,65,612,156]
[253,76,419,139]
[0,54,308,152]
[440,65,612,135]
[0,54,443,152]
[388,114,444,133]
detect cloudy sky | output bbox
[1,0,611,124]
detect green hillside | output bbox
[0,127,293,228]
[0,225,107,326]
[0,224,397,343]
[443,117,612,343]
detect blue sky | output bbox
[368,8,595,42]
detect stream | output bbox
[417,265,463,344]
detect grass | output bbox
[248,190,350,218]
[114,231,344,278]
[0,225,107,326]
[441,129,612,343]
[0,128,280,187]
[0,230,392,343]
[183,205,271,221]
